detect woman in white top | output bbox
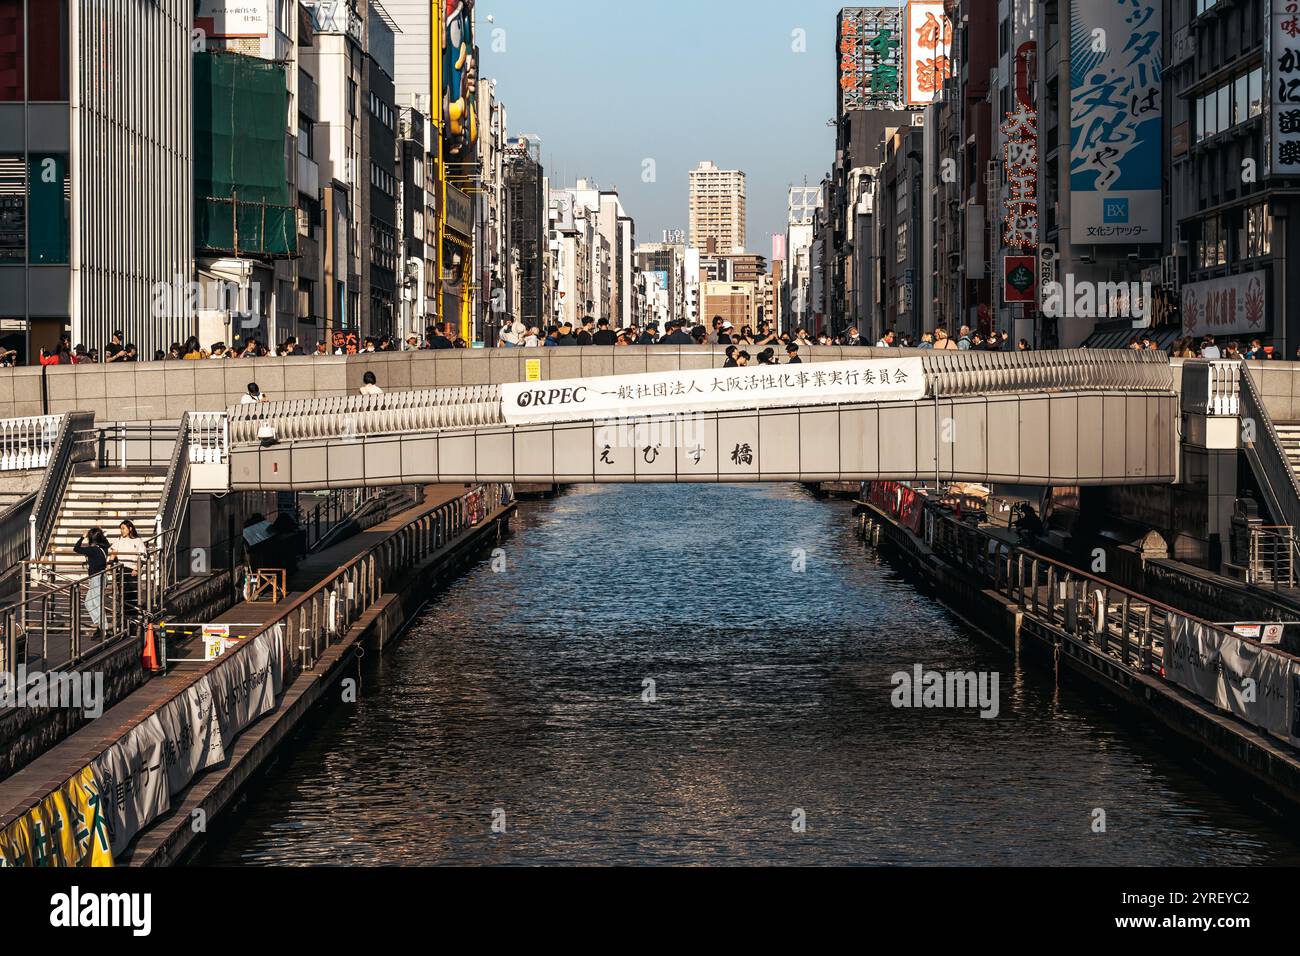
[241,382,267,404]
[359,371,383,396]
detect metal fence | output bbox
[205,483,511,688]
[2,563,128,676]
[888,496,1300,748]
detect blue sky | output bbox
[478,0,860,254]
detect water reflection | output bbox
[201,483,1300,865]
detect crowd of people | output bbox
[13,321,1295,368]
[24,327,472,367]
[497,316,1034,352]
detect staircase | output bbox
[36,467,166,584]
[1275,423,1300,479]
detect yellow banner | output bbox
[0,765,114,867]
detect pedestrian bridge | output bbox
[193,350,1177,490]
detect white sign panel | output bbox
[196,1,269,39]
[904,2,953,106]
[1180,270,1268,338]
[501,359,927,426]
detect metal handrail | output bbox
[3,562,127,678]
[26,412,95,561]
[94,422,181,469]
[1247,525,1299,588]
[156,412,191,545]
[1238,364,1300,533]
[876,488,1300,747]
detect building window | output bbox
[1197,216,1226,270]
[26,0,68,101]
[0,154,23,263]
[0,0,22,101]
[298,116,314,158]
[1245,203,1272,259]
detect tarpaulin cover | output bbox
[194,51,296,256]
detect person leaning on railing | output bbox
[73,527,111,640]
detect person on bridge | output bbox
[933,327,958,351]
[73,527,111,640]
[360,371,383,396]
[636,323,659,345]
[786,343,802,364]
[591,318,617,346]
[662,321,695,345]
[722,346,739,368]
[876,330,896,348]
[242,383,267,404]
[576,318,596,345]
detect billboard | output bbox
[1181,271,1268,338]
[904,2,953,106]
[1270,1,1300,174]
[838,7,903,112]
[1068,0,1163,244]
[443,0,479,163]
[196,1,269,39]
[1002,41,1038,250]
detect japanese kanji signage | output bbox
[838,7,903,112]
[1002,41,1038,250]
[1181,270,1268,337]
[905,2,953,106]
[1068,0,1163,245]
[1271,0,1300,172]
[501,359,927,426]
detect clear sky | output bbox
[478,0,860,256]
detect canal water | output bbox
[201,483,1300,865]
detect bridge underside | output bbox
[228,390,1178,490]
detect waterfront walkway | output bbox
[0,484,498,861]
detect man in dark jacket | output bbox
[786,343,802,364]
[636,322,660,345]
[555,323,578,346]
[592,318,617,345]
[662,320,695,345]
[576,317,596,345]
[427,326,454,349]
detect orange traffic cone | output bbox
[142,623,161,673]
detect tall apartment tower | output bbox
[689,161,746,254]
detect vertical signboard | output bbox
[904,1,953,106]
[1002,41,1039,251]
[838,7,903,113]
[1069,0,1163,244]
[1271,0,1300,174]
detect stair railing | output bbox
[26,412,95,564]
[143,411,193,610]
[1238,365,1300,534]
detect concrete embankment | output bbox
[859,498,1300,817]
[0,484,514,866]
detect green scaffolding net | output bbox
[194,51,296,257]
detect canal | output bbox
[201,483,1300,865]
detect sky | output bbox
[478,0,860,256]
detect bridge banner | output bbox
[1165,617,1295,744]
[500,358,926,425]
[0,765,114,866]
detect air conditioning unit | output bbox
[984,161,999,184]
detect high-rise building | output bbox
[689,161,746,253]
[0,0,193,360]
[504,137,545,329]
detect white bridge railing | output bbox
[0,415,62,471]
